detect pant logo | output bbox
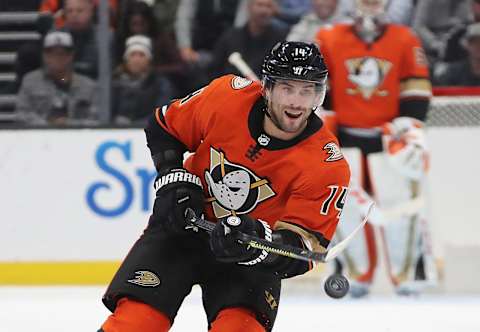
[127,270,161,287]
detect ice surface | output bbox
[1,286,479,332]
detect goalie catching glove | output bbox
[152,168,204,234]
[210,214,272,265]
[382,117,429,180]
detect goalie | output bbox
[316,0,437,297]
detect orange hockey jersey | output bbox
[153,75,350,249]
[316,24,431,128]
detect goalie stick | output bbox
[348,180,425,226]
[185,203,374,263]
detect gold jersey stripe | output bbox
[275,221,327,254]
[400,78,432,95]
[0,261,120,285]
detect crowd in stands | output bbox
[1,0,480,127]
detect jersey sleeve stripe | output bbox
[275,220,329,252]
[154,107,170,132]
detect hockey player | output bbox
[316,0,435,297]
[98,41,350,332]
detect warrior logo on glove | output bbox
[204,147,275,219]
[154,169,203,191]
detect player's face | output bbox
[265,79,322,139]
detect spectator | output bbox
[111,35,174,126]
[115,1,158,64]
[443,0,480,63]
[208,0,288,80]
[174,0,246,66]
[287,0,350,43]
[386,0,415,25]
[39,0,118,28]
[116,1,192,97]
[16,0,112,85]
[63,0,113,79]
[16,31,98,126]
[14,13,55,91]
[273,0,312,27]
[412,0,471,65]
[151,0,180,33]
[434,22,480,86]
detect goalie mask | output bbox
[261,41,328,110]
[353,0,387,44]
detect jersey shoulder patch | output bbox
[231,76,253,90]
[323,142,344,162]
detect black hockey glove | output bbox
[152,168,204,233]
[210,214,272,265]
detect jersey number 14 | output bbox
[321,185,348,218]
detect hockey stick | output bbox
[382,195,425,220]
[228,52,260,81]
[185,203,374,263]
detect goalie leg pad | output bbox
[368,152,436,290]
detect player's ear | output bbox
[261,77,270,99]
[262,84,272,102]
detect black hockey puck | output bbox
[324,274,349,299]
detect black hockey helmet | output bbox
[262,41,328,86]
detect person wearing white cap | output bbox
[16,30,99,126]
[111,35,174,126]
[124,35,153,61]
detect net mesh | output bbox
[426,88,480,127]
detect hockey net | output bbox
[426,87,480,127]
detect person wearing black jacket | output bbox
[111,35,174,126]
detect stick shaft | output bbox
[185,206,373,263]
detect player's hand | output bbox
[210,214,272,265]
[152,168,204,233]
